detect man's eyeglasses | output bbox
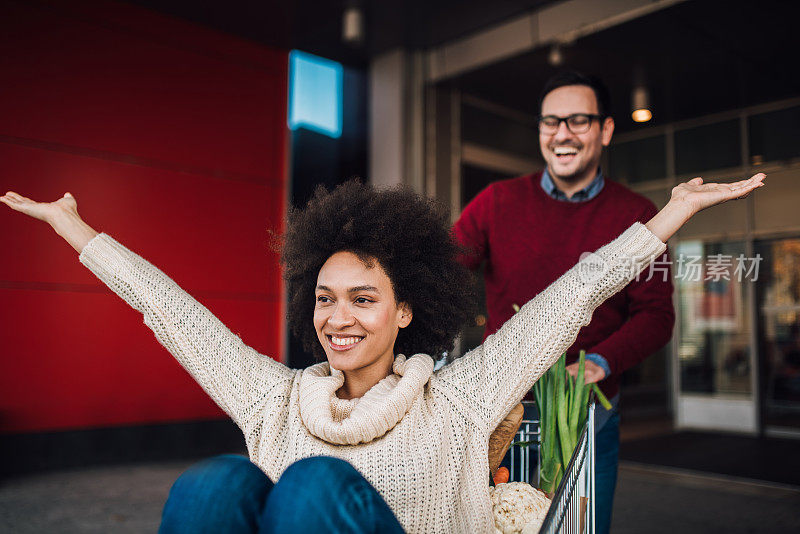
[538,113,604,134]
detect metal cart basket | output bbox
[508,400,596,534]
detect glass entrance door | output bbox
[674,240,758,433]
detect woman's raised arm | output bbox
[1,190,295,433]
[1,191,98,252]
[436,173,766,431]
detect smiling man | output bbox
[454,71,675,534]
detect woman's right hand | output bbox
[1,191,98,253]
[1,191,79,225]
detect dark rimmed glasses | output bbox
[538,113,604,134]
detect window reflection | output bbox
[674,120,741,175]
[607,135,667,183]
[676,241,752,395]
[748,106,800,165]
[755,238,800,430]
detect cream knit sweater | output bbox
[79,222,665,533]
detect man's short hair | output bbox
[539,70,612,118]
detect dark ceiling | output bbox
[128,0,799,134]
[127,0,556,66]
[453,0,800,133]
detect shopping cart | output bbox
[508,400,596,534]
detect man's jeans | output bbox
[595,411,620,534]
[159,454,405,534]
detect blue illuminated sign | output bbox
[288,50,343,138]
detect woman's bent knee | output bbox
[160,455,273,534]
[280,456,360,487]
[263,457,404,534]
[172,454,265,490]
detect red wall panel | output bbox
[0,143,285,293]
[0,0,288,434]
[0,290,281,433]
[1,0,286,181]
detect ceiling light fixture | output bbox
[342,1,364,45]
[631,83,652,123]
[548,44,563,67]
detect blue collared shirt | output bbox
[540,168,605,202]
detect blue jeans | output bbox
[159,454,405,534]
[594,411,620,534]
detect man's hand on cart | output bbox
[566,360,605,384]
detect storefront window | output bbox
[461,105,539,158]
[755,237,800,431]
[748,105,800,165]
[607,135,667,183]
[674,119,741,175]
[676,240,753,395]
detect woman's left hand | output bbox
[646,173,766,242]
[671,173,765,218]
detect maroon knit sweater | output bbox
[453,172,675,399]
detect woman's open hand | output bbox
[1,191,79,225]
[671,173,765,218]
[1,191,98,253]
[646,173,766,243]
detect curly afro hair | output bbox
[281,180,475,361]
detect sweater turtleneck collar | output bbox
[298,354,435,445]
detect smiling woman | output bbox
[314,251,413,400]
[0,173,764,533]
